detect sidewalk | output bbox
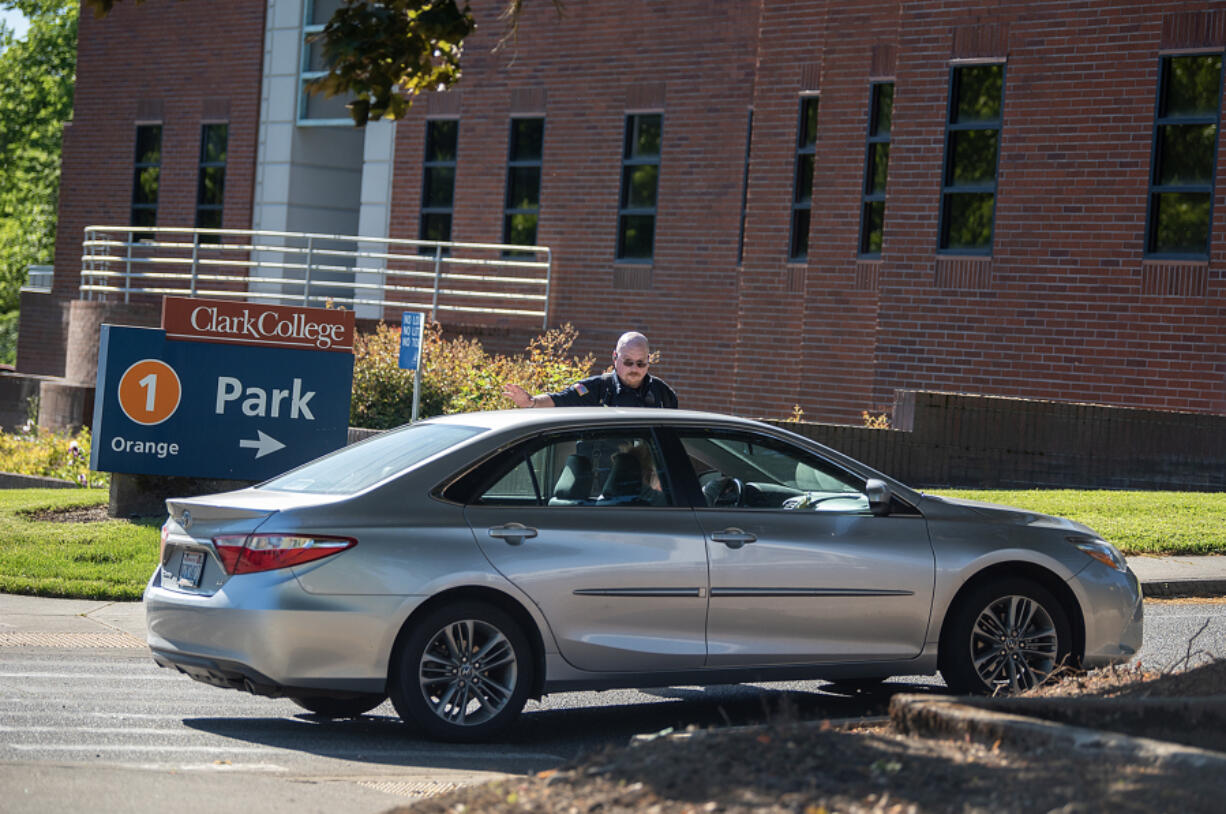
[0,555,1222,642]
[1126,554,1226,598]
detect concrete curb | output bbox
[889,693,1226,770]
[1141,579,1226,599]
[0,472,76,489]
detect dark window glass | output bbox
[131,125,162,233]
[420,212,453,244]
[426,119,458,161]
[948,130,998,185]
[939,65,1004,253]
[941,193,996,251]
[622,164,659,208]
[1147,55,1221,256]
[954,64,1004,122]
[859,83,893,256]
[861,201,885,254]
[617,114,662,261]
[420,119,458,247]
[510,117,544,160]
[503,118,544,251]
[504,212,539,247]
[1163,55,1222,117]
[423,166,456,207]
[789,96,819,260]
[195,124,228,234]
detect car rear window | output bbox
[258,423,485,495]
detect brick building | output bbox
[15,0,1226,424]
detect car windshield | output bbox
[258,422,485,495]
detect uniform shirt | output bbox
[548,372,678,408]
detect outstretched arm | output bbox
[502,383,555,408]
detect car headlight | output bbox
[1069,536,1128,573]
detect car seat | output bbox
[597,452,642,505]
[549,454,594,505]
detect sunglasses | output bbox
[618,358,649,368]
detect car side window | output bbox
[677,431,868,512]
[471,430,675,508]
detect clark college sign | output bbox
[160,296,355,352]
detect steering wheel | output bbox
[782,493,863,510]
[702,476,744,508]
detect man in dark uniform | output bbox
[503,331,678,409]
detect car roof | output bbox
[420,407,776,433]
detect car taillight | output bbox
[212,534,357,575]
[160,522,170,563]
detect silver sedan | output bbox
[147,408,1143,741]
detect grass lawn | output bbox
[0,489,159,600]
[927,489,1226,556]
[0,487,1221,601]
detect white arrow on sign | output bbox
[239,430,286,459]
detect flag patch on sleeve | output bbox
[574,382,589,396]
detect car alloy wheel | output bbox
[970,594,1060,692]
[390,601,533,741]
[941,578,1072,695]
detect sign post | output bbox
[399,311,425,422]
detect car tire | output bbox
[389,601,534,742]
[290,693,386,717]
[940,578,1072,695]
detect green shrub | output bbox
[0,424,109,488]
[350,321,596,429]
[0,310,17,367]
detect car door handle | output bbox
[710,528,757,549]
[487,523,538,545]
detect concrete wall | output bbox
[769,390,1226,491]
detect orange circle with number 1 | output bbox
[117,359,182,426]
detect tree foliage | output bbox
[83,0,560,126]
[0,0,78,313]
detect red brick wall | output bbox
[388,1,763,409]
[388,0,1226,422]
[18,0,264,376]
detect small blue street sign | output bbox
[399,310,425,371]
[90,325,353,480]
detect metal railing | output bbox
[80,226,552,327]
[21,265,53,293]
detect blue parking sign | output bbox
[399,311,425,370]
[90,325,353,480]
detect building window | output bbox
[420,119,458,246]
[1146,54,1223,257]
[299,0,352,123]
[939,63,1004,253]
[789,96,819,260]
[130,124,162,232]
[617,113,663,261]
[503,117,545,251]
[859,83,894,256]
[737,108,753,264]
[195,124,228,233]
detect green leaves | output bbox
[308,1,475,125]
[0,0,77,312]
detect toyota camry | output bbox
[146,408,1143,741]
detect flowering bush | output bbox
[350,321,596,430]
[0,423,108,487]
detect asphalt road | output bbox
[1,599,1222,814]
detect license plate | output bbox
[178,550,205,587]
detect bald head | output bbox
[615,332,649,356]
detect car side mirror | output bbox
[865,479,891,517]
